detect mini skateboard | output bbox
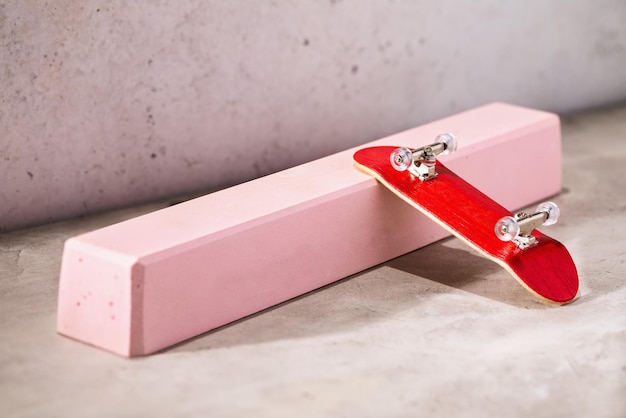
[353,134,579,304]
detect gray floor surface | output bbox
[1,105,625,417]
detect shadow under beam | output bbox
[163,237,553,355]
[386,238,552,309]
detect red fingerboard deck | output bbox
[353,146,578,304]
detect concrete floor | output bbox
[1,105,625,417]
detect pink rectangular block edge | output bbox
[57,103,562,356]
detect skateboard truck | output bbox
[390,133,457,180]
[494,202,560,249]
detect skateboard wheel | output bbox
[536,201,560,226]
[390,147,414,171]
[437,133,457,155]
[495,216,520,241]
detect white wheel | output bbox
[495,216,520,241]
[436,133,457,155]
[536,201,560,226]
[390,147,414,171]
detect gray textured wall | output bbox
[2,1,626,231]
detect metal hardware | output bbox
[390,133,457,181]
[511,211,547,248]
[495,202,560,249]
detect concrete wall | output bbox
[1,1,625,231]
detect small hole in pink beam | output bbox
[111,315,116,320]
[76,301,81,307]
[78,257,83,263]
[109,301,114,307]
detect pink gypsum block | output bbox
[57,103,562,356]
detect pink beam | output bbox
[57,103,562,356]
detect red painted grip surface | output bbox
[354,146,578,303]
